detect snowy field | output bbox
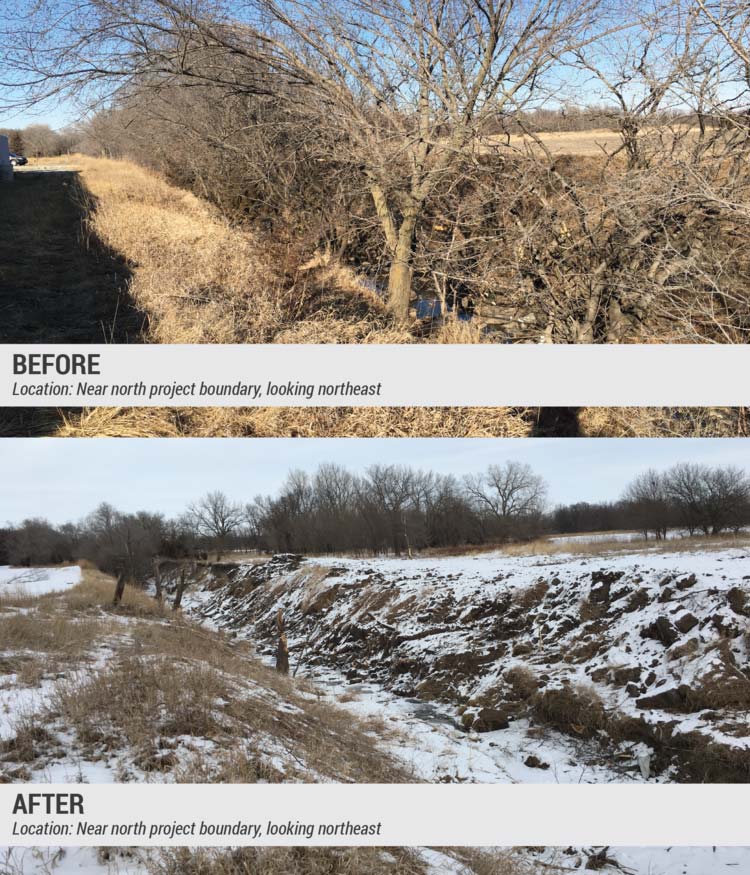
[0,565,81,596]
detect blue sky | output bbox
[0,101,75,130]
[0,438,748,524]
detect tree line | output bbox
[1,461,748,582]
[2,1,750,340]
[0,124,76,158]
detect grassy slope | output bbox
[0,568,541,875]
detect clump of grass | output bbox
[50,656,228,749]
[64,568,164,618]
[0,613,103,655]
[0,589,44,611]
[504,665,540,702]
[0,715,56,763]
[531,684,608,739]
[173,748,285,784]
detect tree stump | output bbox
[276,609,290,675]
[112,571,126,607]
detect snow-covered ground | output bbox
[192,545,750,784]
[4,844,750,875]
[2,558,749,875]
[0,565,81,596]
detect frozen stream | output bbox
[256,650,654,785]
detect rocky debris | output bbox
[636,685,693,712]
[464,705,514,732]
[523,754,550,770]
[640,617,679,647]
[675,612,699,634]
[727,586,749,617]
[187,549,750,782]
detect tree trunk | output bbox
[112,571,126,607]
[387,216,418,323]
[153,559,162,604]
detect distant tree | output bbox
[7,518,73,566]
[185,491,243,558]
[21,124,59,156]
[8,130,24,153]
[664,463,711,535]
[623,469,671,539]
[464,462,547,540]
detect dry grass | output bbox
[70,155,288,344]
[63,567,165,617]
[500,531,750,559]
[53,404,532,437]
[51,655,228,750]
[531,684,609,739]
[504,666,540,702]
[49,403,750,438]
[149,847,535,875]
[0,612,104,655]
[579,406,749,437]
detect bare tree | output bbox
[247,0,607,319]
[185,491,243,558]
[464,461,547,538]
[1,0,605,321]
[623,468,671,539]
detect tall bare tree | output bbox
[186,491,243,558]
[1,0,606,320]
[464,460,547,538]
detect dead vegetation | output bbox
[148,847,536,875]
[0,569,410,786]
[1,155,749,437]
[36,402,750,438]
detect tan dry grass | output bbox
[501,531,750,559]
[54,404,532,437]
[0,612,104,655]
[69,155,285,344]
[579,406,749,437]
[64,567,165,617]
